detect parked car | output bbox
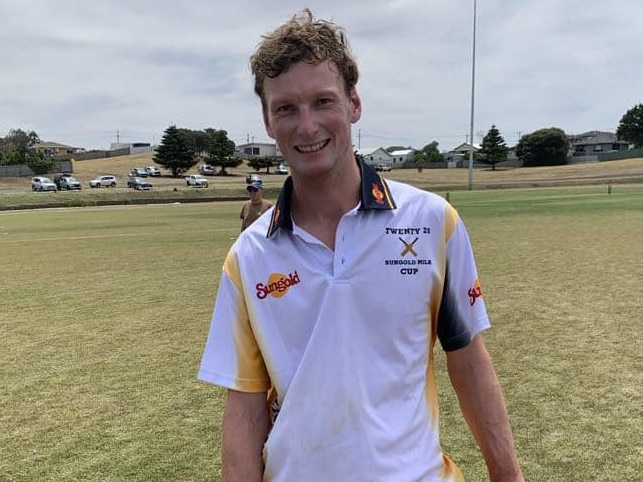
[275,164,289,175]
[53,173,72,190]
[245,173,262,184]
[89,175,117,188]
[198,164,216,176]
[127,176,153,190]
[31,176,57,192]
[144,166,161,177]
[185,174,209,188]
[58,176,82,190]
[374,163,392,172]
[130,167,148,177]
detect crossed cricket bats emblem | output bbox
[399,237,418,257]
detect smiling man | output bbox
[198,9,524,482]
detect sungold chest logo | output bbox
[256,271,301,299]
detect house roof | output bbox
[33,141,77,149]
[237,142,276,148]
[355,147,391,156]
[389,149,415,156]
[449,142,480,153]
[568,131,625,145]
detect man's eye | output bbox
[276,105,291,113]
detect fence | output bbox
[0,160,73,178]
[598,147,643,162]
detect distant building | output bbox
[388,148,415,168]
[355,147,394,168]
[110,142,152,154]
[443,142,480,168]
[237,142,281,159]
[568,131,629,162]
[32,141,84,159]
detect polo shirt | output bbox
[198,160,490,481]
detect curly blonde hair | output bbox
[250,9,359,104]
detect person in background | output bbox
[239,180,272,232]
[199,9,524,482]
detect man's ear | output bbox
[349,89,362,124]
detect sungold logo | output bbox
[256,271,301,299]
[468,278,483,306]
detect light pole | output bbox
[467,0,478,191]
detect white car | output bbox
[186,174,209,188]
[145,166,161,177]
[275,164,289,175]
[89,175,117,188]
[31,176,57,192]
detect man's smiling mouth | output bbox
[295,140,330,153]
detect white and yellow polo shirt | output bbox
[199,160,490,481]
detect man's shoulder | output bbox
[387,179,447,207]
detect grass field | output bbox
[1,185,642,481]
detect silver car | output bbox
[31,177,57,192]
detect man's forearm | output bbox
[222,390,269,482]
[447,335,524,482]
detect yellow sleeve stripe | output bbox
[444,203,459,243]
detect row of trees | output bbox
[412,103,643,169]
[153,126,241,177]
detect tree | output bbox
[478,125,508,170]
[248,156,280,173]
[153,125,197,177]
[411,142,443,172]
[616,103,643,148]
[205,128,242,175]
[1,129,41,165]
[515,128,569,167]
[25,150,56,175]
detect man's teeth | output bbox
[297,141,326,153]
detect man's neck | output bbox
[290,158,361,249]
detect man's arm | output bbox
[446,334,524,482]
[222,389,270,482]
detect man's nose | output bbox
[296,106,318,136]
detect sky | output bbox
[1,0,642,152]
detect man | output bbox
[199,9,524,482]
[240,180,272,232]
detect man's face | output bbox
[262,60,361,179]
[248,187,262,201]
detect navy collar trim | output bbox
[266,157,396,237]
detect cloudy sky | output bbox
[1,0,641,152]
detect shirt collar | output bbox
[266,157,396,238]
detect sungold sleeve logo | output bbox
[468,278,483,306]
[256,271,301,299]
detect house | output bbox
[449,142,480,156]
[388,148,415,168]
[444,142,480,167]
[32,141,84,159]
[355,147,394,168]
[568,131,629,162]
[237,142,282,159]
